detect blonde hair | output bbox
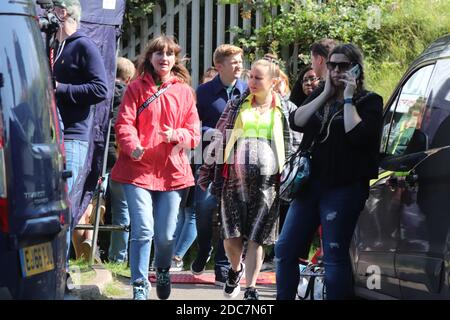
[251,53,281,79]
[213,44,243,66]
[276,69,290,96]
[116,57,136,83]
[137,35,191,85]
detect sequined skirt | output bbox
[220,138,280,245]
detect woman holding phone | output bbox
[275,43,383,299]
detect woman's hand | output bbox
[160,124,174,143]
[322,71,335,99]
[340,72,357,99]
[131,146,145,161]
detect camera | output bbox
[36,0,60,35]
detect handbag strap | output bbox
[286,103,343,162]
[298,274,317,300]
[307,106,343,152]
[136,83,172,117]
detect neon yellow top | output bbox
[224,94,286,173]
[233,99,279,140]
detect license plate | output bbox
[19,242,55,277]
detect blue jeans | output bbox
[64,139,89,268]
[275,180,368,300]
[108,178,130,263]
[123,184,183,283]
[173,204,197,258]
[64,140,89,196]
[194,183,229,270]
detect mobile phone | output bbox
[349,64,361,79]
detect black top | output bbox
[289,86,383,187]
[107,81,127,170]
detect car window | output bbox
[0,16,53,144]
[421,59,450,147]
[382,64,435,156]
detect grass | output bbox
[103,280,127,297]
[69,259,96,285]
[366,0,450,102]
[103,261,131,278]
[69,258,91,271]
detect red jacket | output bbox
[111,73,200,191]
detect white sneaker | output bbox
[170,259,184,272]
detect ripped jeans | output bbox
[275,179,369,299]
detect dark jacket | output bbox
[54,30,108,141]
[196,75,247,136]
[289,86,383,187]
[107,81,126,169]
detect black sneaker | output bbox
[190,246,213,275]
[244,287,260,300]
[156,267,171,300]
[214,267,229,286]
[223,263,245,298]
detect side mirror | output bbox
[380,152,428,172]
[380,129,429,172]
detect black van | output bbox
[0,1,70,299]
[351,35,450,299]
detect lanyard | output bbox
[53,40,66,68]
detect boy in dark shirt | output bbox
[107,57,135,263]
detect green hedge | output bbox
[226,0,450,102]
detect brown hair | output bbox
[116,57,136,83]
[310,38,337,59]
[213,44,243,66]
[136,35,191,85]
[200,67,218,84]
[329,43,365,94]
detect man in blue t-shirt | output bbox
[193,44,247,286]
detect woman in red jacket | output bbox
[111,35,200,300]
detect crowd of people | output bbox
[56,0,383,301]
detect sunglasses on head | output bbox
[326,61,354,71]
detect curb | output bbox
[92,264,113,293]
[68,264,113,300]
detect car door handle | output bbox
[62,170,72,180]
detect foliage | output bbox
[124,0,155,29]
[221,0,450,101]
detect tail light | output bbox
[0,117,8,233]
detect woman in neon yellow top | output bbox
[215,56,295,300]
